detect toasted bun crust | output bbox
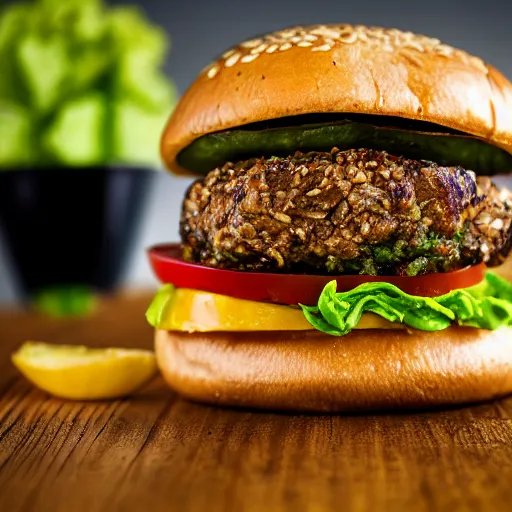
[155,327,512,411]
[161,24,512,175]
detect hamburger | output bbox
[146,24,512,411]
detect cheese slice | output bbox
[158,288,403,332]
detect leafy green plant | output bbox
[0,0,177,168]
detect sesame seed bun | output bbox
[155,327,512,412]
[161,24,512,176]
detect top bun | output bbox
[161,24,512,175]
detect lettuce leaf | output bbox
[300,272,512,336]
[145,284,175,328]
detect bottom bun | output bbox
[494,256,512,282]
[155,327,512,412]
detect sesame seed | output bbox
[312,27,340,39]
[251,43,268,55]
[266,44,279,53]
[306,188,322,197]
[297,41,313,47]
[290,36,303,44]
[222,49,236,59]
[388,28,403,37]
[207,66,219,79]
[368,28,386,40]
[312,44,332,52]
[240,39,262,48]
[355,31,368,42]
[339,32,358,44]
[279,29,296,38]
[240,54,258,63]
[279,42,292,51]
[311,27,328,36]
[225,53,241,67]
[304,34,318,42]
[402,40,425,52]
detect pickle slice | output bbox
[179,119,512,175]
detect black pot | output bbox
[0,166,155,299]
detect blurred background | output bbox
[1,0,511,308]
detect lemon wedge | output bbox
[12,342,157,400]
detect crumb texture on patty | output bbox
[181,148,512,276]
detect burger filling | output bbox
[148,119,512,336]
[146,271,512,335]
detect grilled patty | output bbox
[181,148,512,276]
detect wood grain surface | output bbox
[1,292,512,512]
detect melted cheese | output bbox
[158,288,403,332]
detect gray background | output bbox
[1,0,511,303]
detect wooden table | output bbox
[1,293,512,512]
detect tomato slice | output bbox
[148,244,485,306]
